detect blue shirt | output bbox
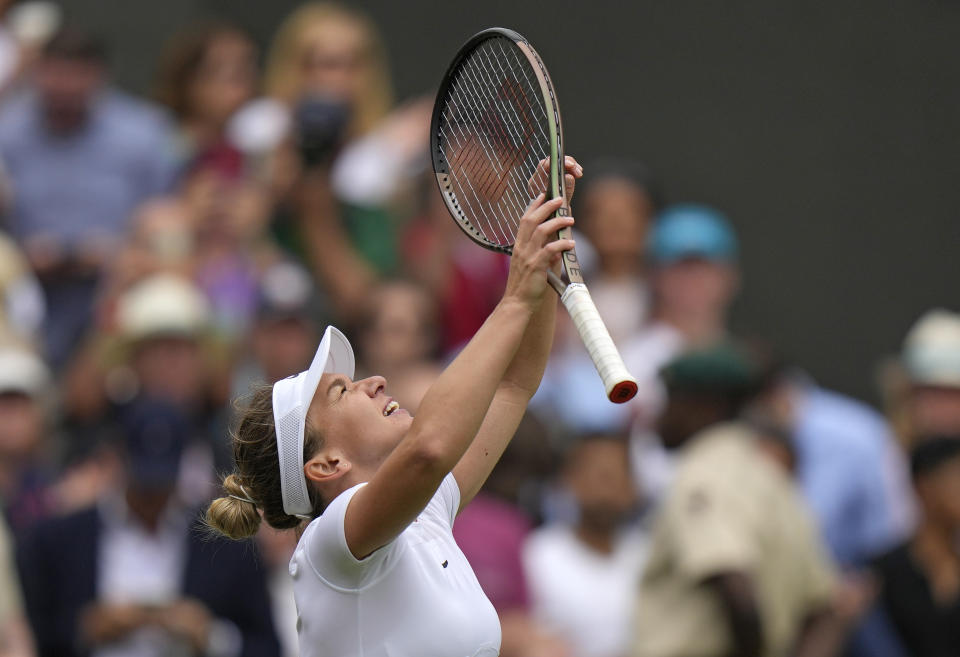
[794,385,914,567]
[0,89,177,246]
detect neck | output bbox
[574,523,615,555]
[599,255,642,279]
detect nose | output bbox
[356,375,386,397]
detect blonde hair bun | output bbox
[206,473,262,540]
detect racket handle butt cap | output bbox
[609,379,638,404]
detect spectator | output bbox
[63,274,228,503]
[567,159,659,347]
[535,203,739,438]
[0,340,55,534]
[258,2,431,323]
[524,434,648,657]
[356,279,442,412]
[17,398,280,657]
[264,2,391,142]
[263,1,398,258]
[0,27,177,367]
[154,22,257,167]
[871,435,960,657]
[885,309,960,444]
[231,259,323,395]
[748,361,914,569]
[632,343,846,657]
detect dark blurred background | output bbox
[64,0,960,403]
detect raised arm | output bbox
[453,156,582,509]
[344,194,573,559]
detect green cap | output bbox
[660,341,761,394]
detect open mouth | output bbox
[383,400,400,416]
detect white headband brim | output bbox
[273,325,355,517]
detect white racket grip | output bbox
[560,283,639,403]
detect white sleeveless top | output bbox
[289,474,501,657]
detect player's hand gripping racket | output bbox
[430,27,638,403]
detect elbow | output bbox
[404,433,456,476]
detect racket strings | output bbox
[437,36,552,248]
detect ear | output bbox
[304,450,352,485]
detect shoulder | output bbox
[676,423,756,479]
[871,541,911,574]
[0,92,37,141]
[98,90,174,142]
[802,387,891,442]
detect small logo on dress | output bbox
[441,560,449,568]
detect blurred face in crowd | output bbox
[360,282,437,372]
[565,438,637,534]
[654,257,738,318]
[915,454,960,530]
[908,385,960,436]
[132,336,206,406]
[253,316,318,383]
[187,31,256,128]
[0,392,43,461]
[300,18,368,106]
[36,55,104,133]
[658,390,733,450]
[580,178,654,269]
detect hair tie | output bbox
[228,484,257,507]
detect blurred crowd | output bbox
[0,2,955,657]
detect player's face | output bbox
[305,373,413,468]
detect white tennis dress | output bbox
[290,474,501,657]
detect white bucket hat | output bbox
[273,325,355,518]
[903,309,960,388]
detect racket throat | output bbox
[546,269,567,295]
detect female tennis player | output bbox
[207,158,582,656]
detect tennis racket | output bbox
[430,27,638,403]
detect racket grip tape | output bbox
[560,284,638,403]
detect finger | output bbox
[564,155,584,177]
[518,196,564,239]
[515,193,547,244]
[564,173,576,201]
[533,215,575,244]
[537,238,576,264]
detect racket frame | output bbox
[431,27,638,403]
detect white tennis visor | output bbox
[273,325,355,517]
